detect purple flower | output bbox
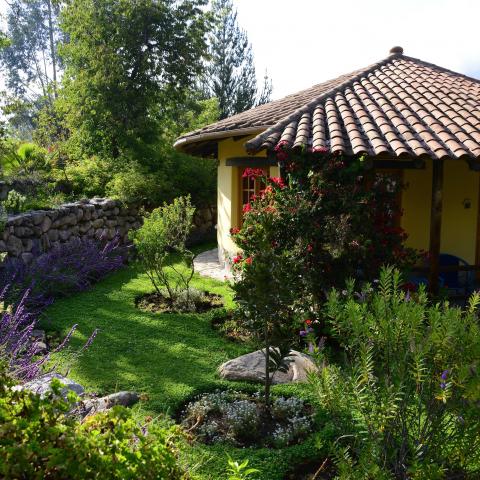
[308,342,314,354]
[440,382,446,390]
[299,330,307,337]
[307,327,314,333]
[441,369,449,380]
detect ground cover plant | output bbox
[45,248,318,479]
[182,390,312,448]
[309,267,480,479]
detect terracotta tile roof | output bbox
[175,49,480,162]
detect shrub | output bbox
[131,196,197,308]
[310,267,480,478]
[0,369,185,479]
[4,189,27,213]
[106,164,157,204]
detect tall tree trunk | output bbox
[47,0,58,98]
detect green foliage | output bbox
[226,456,260,480]
[58,0,210,164]
[106,162,157,204]
[311,266,480,478]
[204,0,272,119]
[4,189,27,213]
[0,368,185,480]
[131,196,197,305]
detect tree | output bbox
[204,0,272,119]
[0,0,63,135]
[58,0,211,166]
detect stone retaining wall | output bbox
[0,198,217,263]
[0,198,142,263]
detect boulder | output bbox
[14,373,85,398]
[218,349,318,384]
[75,391,140,418]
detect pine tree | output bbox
[205,0,272,119]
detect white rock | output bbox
[218,349,318,384]
[13,373,85,398]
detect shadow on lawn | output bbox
[44,264,249,414]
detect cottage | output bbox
[175,47,480,292]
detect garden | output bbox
[1,1,479,479]
[2,146,480,480]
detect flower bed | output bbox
[181,390,313,448]
[135,289,223,313]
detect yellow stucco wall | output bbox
[217,136,279,263]
[401,160,480,264]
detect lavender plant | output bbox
[0,236,127,312]
[0,237,124,381]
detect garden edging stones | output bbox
[218,349,318,384]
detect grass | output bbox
[44,247,319,479]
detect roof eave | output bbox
[174,125,272,155]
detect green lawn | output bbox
[44,251,319,479]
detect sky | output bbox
[234,0,480,99]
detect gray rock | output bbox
[59,229,71,241]
[31,329,46,342]
[76,391,140,418]
[15,226,33,237]
[218,349,318,384]
[31,211,46,225]
[48,229,59,242]
[21,252,34,264]
[92,218,104,228]
[41,216,52,233]
[14,373,85,398]
[7,235,23,256]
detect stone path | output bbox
[194,248,232,282]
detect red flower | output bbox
[233,255,243,264]
[274,140,289,152]
[276,150,289,162]
[305,319,312,325]
[242,168,264,178]
[269,177,285,189]
[245,256,253,265]
[307,244,313,252]
[312,146,329,154]
[230,227,240,235]
[243,203,252,214]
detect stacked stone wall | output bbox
[0,198,217,263]
[0,198,141,263]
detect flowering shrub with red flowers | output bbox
[231,146,418,337]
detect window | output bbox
[238,167,269,224]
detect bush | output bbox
[4,189,27,213]
[0,369,185,479]
[131,196,197,308]
[310,267,480,478]
[106,164,157,204]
